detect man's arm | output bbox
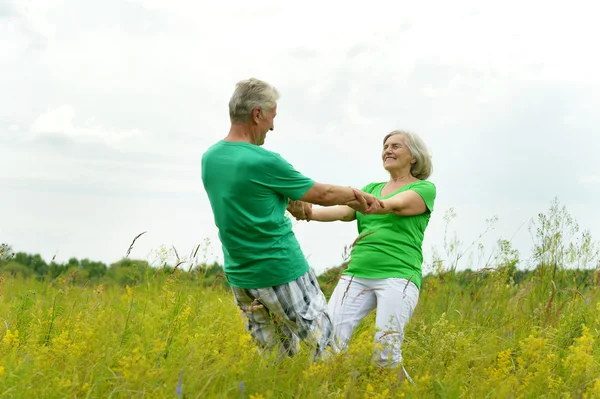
[299,183,382,210]
[288,185,383,218]
[263,153,384,213]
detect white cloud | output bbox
[580,176,600,185]
[30,105,143,148]
[0,0,64,51]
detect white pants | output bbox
[328,275,419,368]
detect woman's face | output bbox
[382,134,415,172]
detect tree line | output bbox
[2,198,599,294]
[2,242,600,300]
[0,244,226,287]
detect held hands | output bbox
[287,199,313,221]
[286,188,384,222]
[347,188,385,214]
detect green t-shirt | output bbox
[201,140,315,289]
[344,180,436,290]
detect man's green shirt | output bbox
[201,141,315,289]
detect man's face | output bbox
[254,104,277,145]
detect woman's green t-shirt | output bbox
[344,180,436,290]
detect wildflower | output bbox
[116,347,150,382]
[2,329,19,346]
[176,306,192,323]
[152,338,167,354]
[516,335,548,369]
[52,330,71,350]
[238,332,252,346]
[563,324,596,381]
[486,349,513,378]
[302,362,324,379]
[584,379,600,399]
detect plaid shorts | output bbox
[231,268,336,361]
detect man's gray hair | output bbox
[383,130,433,180]
[228,78,280,124]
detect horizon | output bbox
[3,196,597,277]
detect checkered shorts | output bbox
[231,268,336,361]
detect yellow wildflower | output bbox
[2,329,19,346]
[238,332,252,346]
[176,306,192,323]
[563,324,596,381]
[486,348,513,378]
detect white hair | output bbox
[228,78,280,124]
[383,130,433,180]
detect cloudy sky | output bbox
[1,0,599,274]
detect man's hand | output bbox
[287,199,313,221]
[347,188,385,214]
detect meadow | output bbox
[1,199,600,398]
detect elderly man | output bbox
[201,78,384,361]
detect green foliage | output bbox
[2,261,33,278]
[529,197,600,282]
[1,198,599,397]
[1,255,600,397]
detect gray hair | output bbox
[383,130,433,180]
[228,78,280,124]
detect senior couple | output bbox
[201,78,436,380]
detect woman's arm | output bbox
[365,190,428,216]
[309,205,356,222]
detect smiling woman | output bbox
[296,129,436,382]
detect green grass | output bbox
[1,265,599,399]
[2,198,599,397]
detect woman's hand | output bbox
[287,200,313,221]
[348,188,385,214]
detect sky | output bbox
[1,0,599,275]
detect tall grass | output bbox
[1,198,599,398]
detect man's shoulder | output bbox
[252,145,285,160]
[202,141,278,162]
[247,146,294,170]
[201,140,226,159]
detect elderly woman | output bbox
[297,130,436,380]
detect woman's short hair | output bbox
[228,78,280,124]
[383,130,433,180]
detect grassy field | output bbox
[2,201,600,398]
[1,264,600,398]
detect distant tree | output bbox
[2,261,33,278]
[106,258,151,285]
[67,257,80,269]
[11,252,48,277]
[12,252,28,267]
[47,261,68,279]
[80,258,107,279]
[202,261,224,276]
